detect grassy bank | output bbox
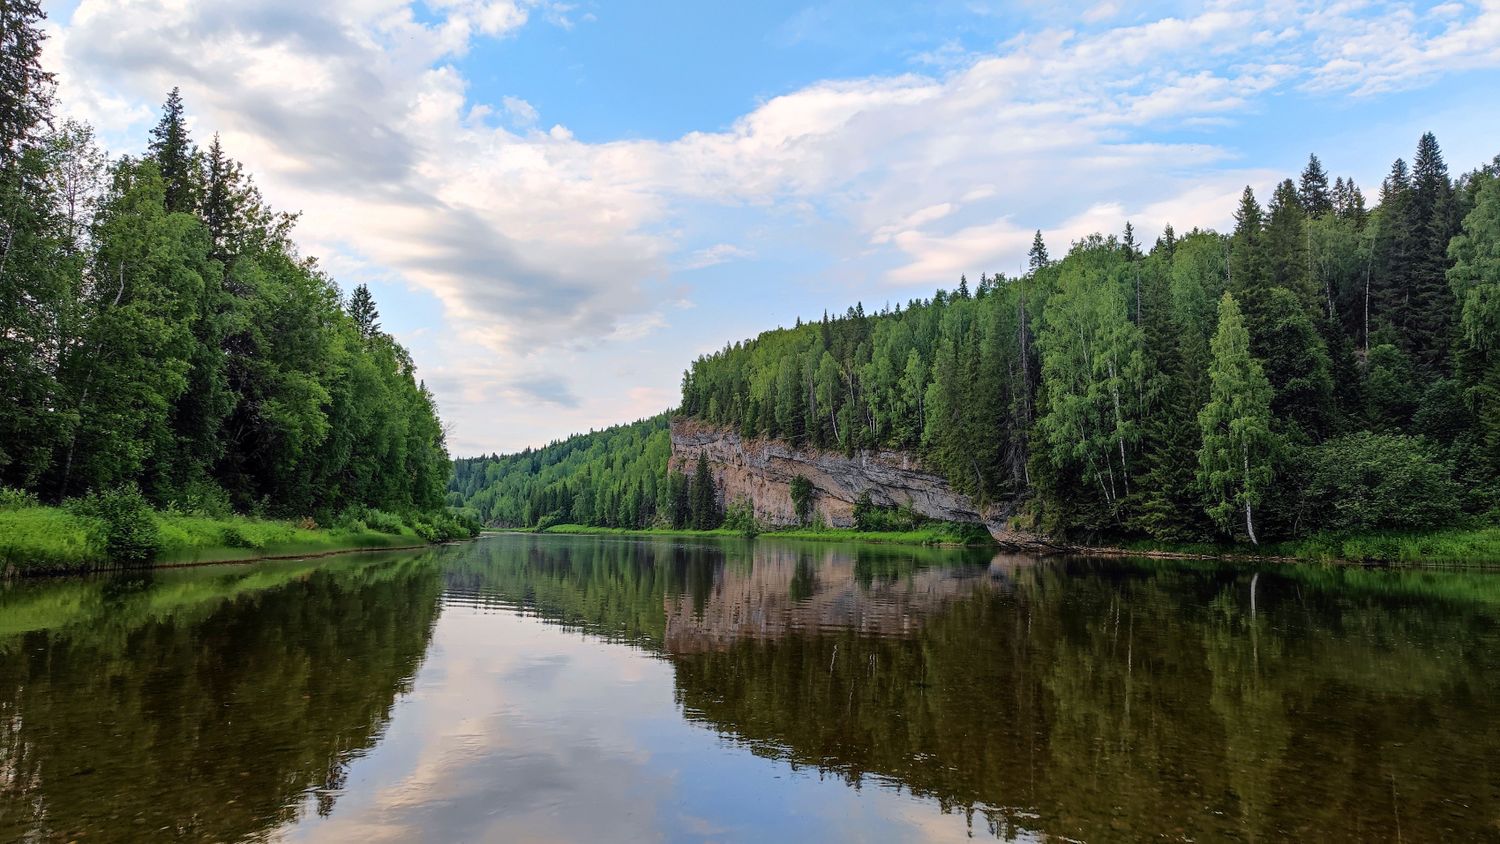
[0,502,469,575]
[537,521,994,547]
[1109,525,1500,564]
[535,521,1500,565]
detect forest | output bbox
[458,132,1500,548]
[0,5,452,532]
[449,416,678,529]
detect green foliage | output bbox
[1196,294,1275,544]
[449,416,671,529]
[71,484,161,564]
[1299,432,1462,533]
[790,475,815,526]
[0,68,450,524]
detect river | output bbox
[2,534,1498,841]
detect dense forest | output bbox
[449,416,679,529]
[678,137,1500,543]
[0,5,449,521]
[458,131,1499,546]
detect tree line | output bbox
[1,5,449,520]
[680,139,1500,544]
[447,415,733,532]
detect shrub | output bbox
[0,486,39,510]
[363,509,407,535]
[1300,432,1462,533]
[790,475,815,526]
[723,498,760,537]
[853,493,925,532]
[71,484,161,565]
[220,525,264,550]
[166,479,233,518]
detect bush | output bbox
[219,524,265,550]
[1300,432,1462,533]
[723,498,760,537]
[363,509,406,535]
[71,484,161,565]
[853,493,925,532]
[166,479,232,518]
[790,475,814,526]
[0,486,39,510]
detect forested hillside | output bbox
[449,416,675,529]
[0,5,449,521]
[451,134,1499,547]
[680,138,1500,544]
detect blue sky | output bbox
[39,0,1500,454]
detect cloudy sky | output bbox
[38,0,1500,455]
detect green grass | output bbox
[1271,525,1500,564]
[0,506,427,575]
[538,521,1500,564]
[537,522,995,547]
[1114,525,1500,564]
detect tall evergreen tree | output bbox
[147,87,196,213]
[1028,230,1050,272]
[1408,132,1457,370]
[0,0,53,165]
[348,283,381,340]
[1228,187,1269,329]
[1298,154,1332,216]
[1263,178,1316,313]
[1197,293,1275,545]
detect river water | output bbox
[2,534,1499,841]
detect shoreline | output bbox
[508,524,1500,567]
[5,537,447,579]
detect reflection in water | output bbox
[4,535,1500,841]
[0,552,443,842]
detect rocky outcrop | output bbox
[669,417,1043,545]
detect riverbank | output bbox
[530,522,1500,565]
[540,522,1005,548]
[0,504,469,575]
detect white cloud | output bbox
[680,243,753,270]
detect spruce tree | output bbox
[348,283,381,340]
[1264,179,1316,312]
[148,87,197,213]
[0,0,53,166]
[1298,153,1332,216]
[1028,230,1050,272]
[1408,132,1457,370]
[1197,292,1275,544]
[1227,187,1268,329]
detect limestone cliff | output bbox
[669,416,1040,545]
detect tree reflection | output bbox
[0,552,442,842]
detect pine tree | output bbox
[348,284,381,340]
[1298,153,1332,216]
[1197,292,1275,544]
[148,87,197,213]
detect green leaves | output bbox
[1197,293,1275,544]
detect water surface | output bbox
[3,535,1500,841]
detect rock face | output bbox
[669,416,1032,543]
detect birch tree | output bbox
[1197,293,1275,544]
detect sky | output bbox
[36,0,1500,456]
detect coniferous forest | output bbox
[1,5,449,525]
[458,136,1500,549]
